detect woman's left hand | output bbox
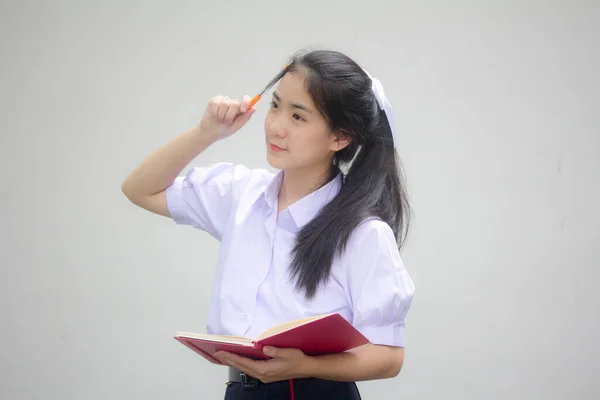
[214,346,312,383]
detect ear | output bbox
[329,130,352,152]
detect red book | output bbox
[174,313,369,365]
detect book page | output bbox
[175,331,253,346]
[257,314,331,340]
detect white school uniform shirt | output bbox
[166,162,415,347]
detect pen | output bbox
[247,63,291,109]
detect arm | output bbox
[302,343,404,381]
[121,126,216,217]
[214,343,403,384]
[121,95,254,217]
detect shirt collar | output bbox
[263,171,342,229]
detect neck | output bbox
[278,163,332,212]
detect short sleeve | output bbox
[165,162,250,240]
[346,219,415,347]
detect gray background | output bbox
[1,0,599,399]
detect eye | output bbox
[292,113,306,121]
[270,101,279,109]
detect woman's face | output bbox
[264,71,343,172]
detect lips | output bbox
[269,143,286,152]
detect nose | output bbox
[267,113,288,138]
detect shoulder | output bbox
[348,217,398,250]
[344,217,414,297]
[172,162,277,217]
[188,162,279,213]
[341,217,405,275]
[183,162,275,191]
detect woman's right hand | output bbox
[199,95,256,141]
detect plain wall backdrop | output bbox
[1,1,599,399]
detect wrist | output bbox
[190,125,220,145]
[298,355,319,379]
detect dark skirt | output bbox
[224,377,362,399]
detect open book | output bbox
[174,313,369,365]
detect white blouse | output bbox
[166,162,415,347]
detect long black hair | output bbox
[284,49,411,299]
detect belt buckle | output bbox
[240,372,258,389]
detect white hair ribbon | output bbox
[364,70,398,148]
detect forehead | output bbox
[273,71,313,104]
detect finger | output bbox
[262,346,278,357]
[223,355,259,377]
[209,96,222,118]
[240,95,252,113]
[224,352,257,369]
[263,346,301,358]
[224,99,241,125]
[213,351,228,363]
[222,356,242,371]
[217,96,231,121]
[229,107,255,132]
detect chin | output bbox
[266,151,287,170]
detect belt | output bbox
[228,367,261,389]
[228,367,304,398]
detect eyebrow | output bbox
[273,92,313,114]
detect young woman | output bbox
[122,49,415,399]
